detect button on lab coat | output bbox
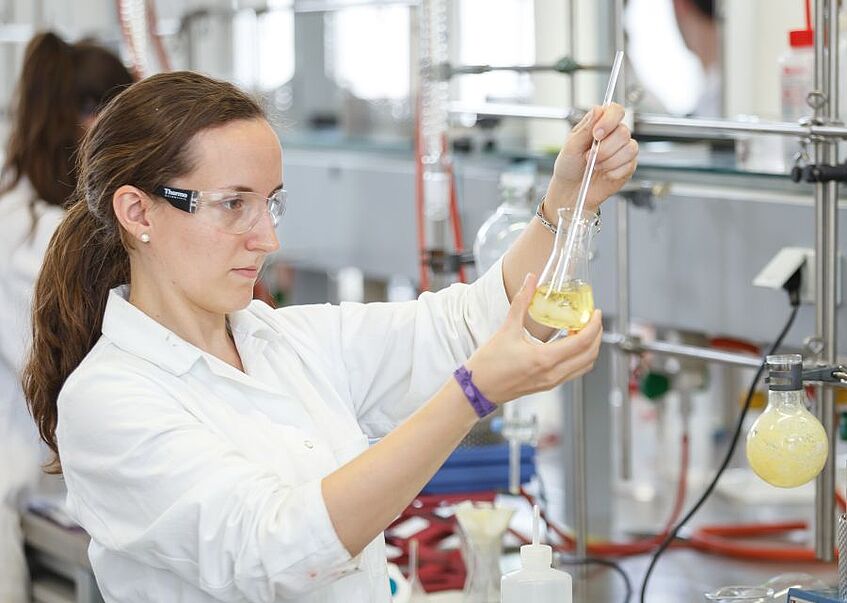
[56,261,509,602]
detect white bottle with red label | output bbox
[780,28,815,171]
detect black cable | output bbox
[638,302,801,602]
[533,471,631,603]
[557,556,633,602]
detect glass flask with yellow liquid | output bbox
[528,206,599,335]
[746,354,828,488]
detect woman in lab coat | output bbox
[0,32,132,602]
[23,71,637,603]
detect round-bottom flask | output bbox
[746,354,828,488]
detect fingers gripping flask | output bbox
[746,354,828,488]
[527,207,599,335]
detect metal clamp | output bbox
[423,250,475,274]
[802,365,847,386]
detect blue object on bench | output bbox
[787,588,843,602]
[421,443,535,494]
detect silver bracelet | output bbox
[534,195,601,235]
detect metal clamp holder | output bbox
[790,162,847,184]
[423,250,475,274]
[802,365,847,386]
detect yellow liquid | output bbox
[746,405,828,488]
[528,281,594,332]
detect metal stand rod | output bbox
[567,0,576,108]
[611,0,632,481]
[448,102,847,140]
[447,61,610,75]
[614,197,632,480]
[813,0,839,562]
[603,333,763,369]
[635,113,847,139]
[571,377,588,577]
[448,101,581,123]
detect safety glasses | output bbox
[154,184,287,235]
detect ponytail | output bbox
[23,198,129,473]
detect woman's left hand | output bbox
[545,102,638,212]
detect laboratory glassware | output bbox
[527,50,622,336]
[527,206,599,334]
[746,354,828,488]
[454,501,514,603]
[473,169,536,275]
[704,586,774,602]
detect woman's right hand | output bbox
[464,273,603,404]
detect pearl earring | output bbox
[140,233,150,243]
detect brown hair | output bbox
[23,71,265,472]
[1,31,134,208]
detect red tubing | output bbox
[413,102,466,289]
[446,159,466,284]
[518,433,690,557]
[522,431,841,563]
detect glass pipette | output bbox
[559,50,625,280]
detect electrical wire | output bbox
[638,302,801,602]
[519,429,690,557]
[557,556,633,603]
[508,526,633,602]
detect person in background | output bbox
[673,0,722,116]
[0,31,132,603]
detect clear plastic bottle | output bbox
[473,170,536,275]
[780,28,815,170]
[501,506,572,603]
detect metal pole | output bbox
[448,100,581,122]
[571,378,588,575]
[611,0,632,481]
[715,0,726,116]
[634,113,847,139]
[447,103,847,139]
[603,333,764,369]
[813,0,837,562]
[614,199,632,480]
[568,0,576,108]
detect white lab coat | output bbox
[56,260,510,603]
[0,178,64,603]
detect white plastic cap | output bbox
[520,543,553,569]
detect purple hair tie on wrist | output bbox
[453,365,497,418]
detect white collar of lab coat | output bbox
[102,286,280,376]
